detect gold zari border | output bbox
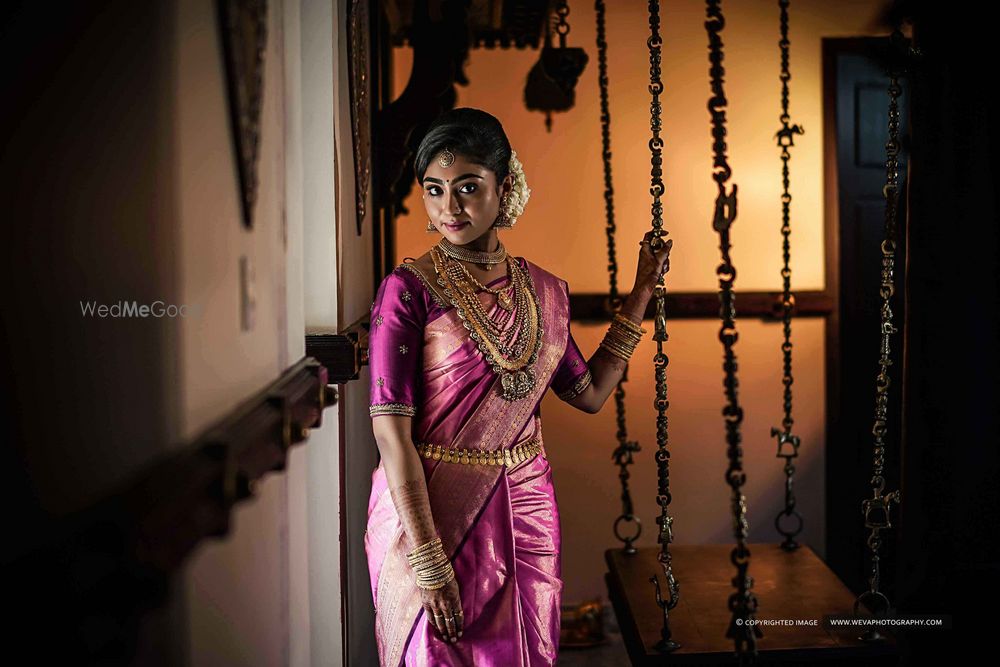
[370,402,417,417]
[557,368,593,401]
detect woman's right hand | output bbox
[420,576,463,643]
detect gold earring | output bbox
[494,195,513,228]
[426,219,438,233]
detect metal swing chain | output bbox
[554,0,570,48]
[853,28,906,631]
[595,0,643,555]
[772,0,805,552]
[643,0,680,653]
[704,1,760,662]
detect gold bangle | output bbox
[407,536,441,555]
[409,552,448,569]
[599,340,634,362]
[609,319,644,342]
[613,313,647,336]
[417,564,453,580]
[408,546,448,566]
[417,569,455,591]
[406,537,443,559]
[602,329,638,352]
[607,325,641,346]
[606,327,640,348]
[415,561,455,589]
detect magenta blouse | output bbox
[368,257,591,420]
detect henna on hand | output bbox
[389,478,438,549]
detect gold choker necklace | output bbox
[437,237,507,267]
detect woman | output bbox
[365,108,672,666]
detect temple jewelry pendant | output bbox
[497,290,514,311]
[500,367,536,401]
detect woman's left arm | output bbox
[563,283,654,414]
[565,232,671,414]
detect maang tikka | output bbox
[437,148,456,168]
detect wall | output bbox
[392,0,889,605]
[174,0,292,663]
[331,0,383,662]
[2,0,345,663]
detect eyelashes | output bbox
[425,184,478,197]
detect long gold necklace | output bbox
[430,246,543,401]
[451,256,516,311]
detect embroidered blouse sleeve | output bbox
[369,269,426,418]
[550,280,593,402]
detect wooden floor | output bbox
[605,544,899,666]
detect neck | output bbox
[459,230,499,253]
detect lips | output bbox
[443,221,470,231]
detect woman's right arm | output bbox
[371,414,463,643]
[371,414,438,550]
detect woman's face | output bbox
[421,152,511,245]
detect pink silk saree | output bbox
[365,256,592,666]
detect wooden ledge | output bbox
[605,544,897,666]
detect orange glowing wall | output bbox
[393,0,889,604]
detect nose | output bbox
[443,190,462,215]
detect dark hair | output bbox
[414,108,512,185]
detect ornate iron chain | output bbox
[853,28,906,635]
[595,0,643,555]
[771,0,805,552]
[704,1,760,662]
[643,0,680,653]
[554,0,570,47]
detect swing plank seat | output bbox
[605,543,898,666]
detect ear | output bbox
[498,172,515,198]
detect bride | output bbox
[365,107,672,666]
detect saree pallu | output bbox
[365,260,569,667]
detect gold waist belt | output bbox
[415,436,543,466]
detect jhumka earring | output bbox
[426,219,438,233]
[494,194,513,228]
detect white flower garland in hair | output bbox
[501,150,531,227]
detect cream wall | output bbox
[175,0,342,664]
[175,0,291,663]
[392,0,889,604]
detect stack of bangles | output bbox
[599,312,647,362]
[406,536,455,590]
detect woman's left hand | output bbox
[634,230,673,293]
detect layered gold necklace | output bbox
[431,241,543,401]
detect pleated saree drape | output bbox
[365,257,585,666]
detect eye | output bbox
[427,183,479,197]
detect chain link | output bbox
[854,28,907,629]
[705,1,760,663]
[643,0,680,653]
[771,0,805,552]
[554,0,570,45]
[595,0,644,555]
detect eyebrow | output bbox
[422,173,484,185]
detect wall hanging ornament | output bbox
[218,0,267,230]
[524,0,588,132]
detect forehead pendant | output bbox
[437,148,455,168]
